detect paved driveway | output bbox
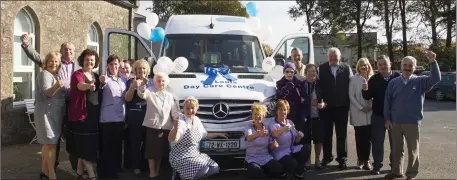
[2,100,455,179]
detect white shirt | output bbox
[137,86,180,130]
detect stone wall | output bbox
[0,1,131,145]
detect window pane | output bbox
[286,37,310,64]
[14,9,33,33]
[88,25,98,43]
[14,36,33,66]
[13,72,33,101]
[109,33,149,61]
[163,34,264,73]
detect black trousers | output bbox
[124,109,147,171]
[320,106,349,164]
[97,122,125,178]
[58,100,78,171]
[278,146,309,175]
[354,125,372,161]
[246,160,283,179]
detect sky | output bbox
[137,1,441,49]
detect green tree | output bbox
[288,0,323,33]
[147,1,248,20]
[299,0,376,59]
[374,0,400,62]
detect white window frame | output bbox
[87,23,99,72]
[87,24,99,53]
[13,8,36,100]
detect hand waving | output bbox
[20,33,29,46]
[425,50,436,62]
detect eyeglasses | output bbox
[285,70,294,74]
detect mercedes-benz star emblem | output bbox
[212,103,230,119]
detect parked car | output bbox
[421,71,456,101]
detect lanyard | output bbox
[274,119,295,154]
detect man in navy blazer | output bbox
[318,47,353,170]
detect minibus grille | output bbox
[178,99,257,123]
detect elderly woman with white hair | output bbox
[124,59,154,175]
[137,71,180,179]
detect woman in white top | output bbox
[348,57,374,170]
[168,97,228,180]
[137,72,180,179]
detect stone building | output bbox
[0,1,138,145]
[312,32,378,66]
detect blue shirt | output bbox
[384,62,441,124]
[100,75,127,123]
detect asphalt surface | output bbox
[2,100,456,180]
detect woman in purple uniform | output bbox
[269,100,309,179]
[244,103,284,179]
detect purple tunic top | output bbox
[268,119,303,160]
[244,124,274,165]
[100,75,127,123]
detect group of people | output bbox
[23,30,441,180]
[264,47,440,180]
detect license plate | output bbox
[200,140,240,149]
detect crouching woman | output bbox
[269,99,308,179]
[168,97,229,180]
[244,103,284,179]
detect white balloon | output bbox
[137,23,151,40]
[146,13,159,29]
[247,17,261,33]
[261,57,276,72]
[157,56,174,74]
[153,63,168,74]
[269,65,284,81]
[173,57,189,73]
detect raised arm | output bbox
[124,79,135,102]
[72,72,92,91]
[362,77,375,100]
[168,119,181,143]
[21,34,44,67]
[419,53,441,92]
[170,99,181,121]
[136,84,150,100]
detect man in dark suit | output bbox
[318,47,353,170]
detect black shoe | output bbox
[338,163,347,170]
[40,172,49,180]
[371,169,380,175]
[384,173,404,179]
[321,159,332,167]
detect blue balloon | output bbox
[149,30,155,41]
[151,27,165,42]
[246,2,257,17]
